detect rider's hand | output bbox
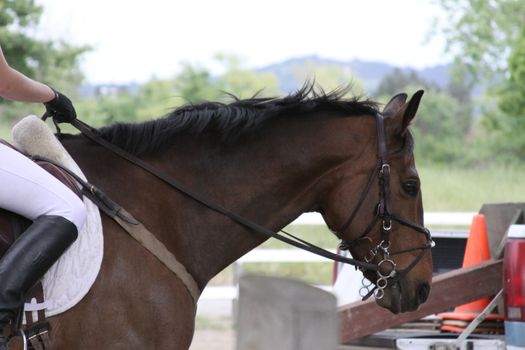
[44,88,77,123]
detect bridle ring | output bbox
[377,277,388,289]
[377,259,396,279]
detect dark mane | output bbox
[97,82,379,156]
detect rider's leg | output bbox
[0,216,78,324]
[0,143,86,227]
[0,143,86,335]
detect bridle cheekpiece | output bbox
[336,113,434,300]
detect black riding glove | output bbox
[44,88,77,123]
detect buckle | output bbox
[380,163,390,176]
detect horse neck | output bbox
[147,114,376,287]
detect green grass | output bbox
[195,315,233,330]
[0,124,12,141]
[419,164,525,211]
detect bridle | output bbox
[58,113,433,302]
[334,113,434,300]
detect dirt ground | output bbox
[189,316,235,350]
[190,328,235,350]
[190,327,388,350]
[188,316,385,350]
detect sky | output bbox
[36,0,449,84]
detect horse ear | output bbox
[382,93,408,116]
[385,90,424,135]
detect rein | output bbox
[63,113,432,301]
[66,119,378,271]
[28,153,202,305]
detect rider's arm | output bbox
[0,45,55,103]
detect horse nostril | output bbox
[417,283,430,304]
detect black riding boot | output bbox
[0,215,78,345]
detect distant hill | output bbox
[256,55,451,94]
[82,56,452,98]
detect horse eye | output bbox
[402,180,419,197]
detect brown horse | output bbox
[32,86,430,348]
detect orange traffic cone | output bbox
[439,214,504,333]
[455,214,491,313]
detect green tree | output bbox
[484,25,525,157]
[75,82,170,128]
[76,92,139,127]
[433,0,525,160]
[135,79,177,121]
[433,0,525,86]
[75,55,282,128]
[410,88,470,164]
[214,54,279,98]
[172,62,222,103]
[375,68,474,164]
[374,68,439,98]
[288,58,364,95]
[0,0,89,125]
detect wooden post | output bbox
[338,259,503,343]
[236,275,338,350]
[479,202,525,257]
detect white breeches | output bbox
[0,143,86,231]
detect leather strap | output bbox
[65,114,432,299]
[25,321,51,350]
[29,155,201,305]
[112,210,201,304]
[67,119,379,271]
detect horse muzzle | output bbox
[377,280,431,314]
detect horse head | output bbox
[320,90,433,313]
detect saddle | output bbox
[0,139,82,349]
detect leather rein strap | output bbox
[66,113,433,302]
[68,118,379,271]
[29,154,202,306]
